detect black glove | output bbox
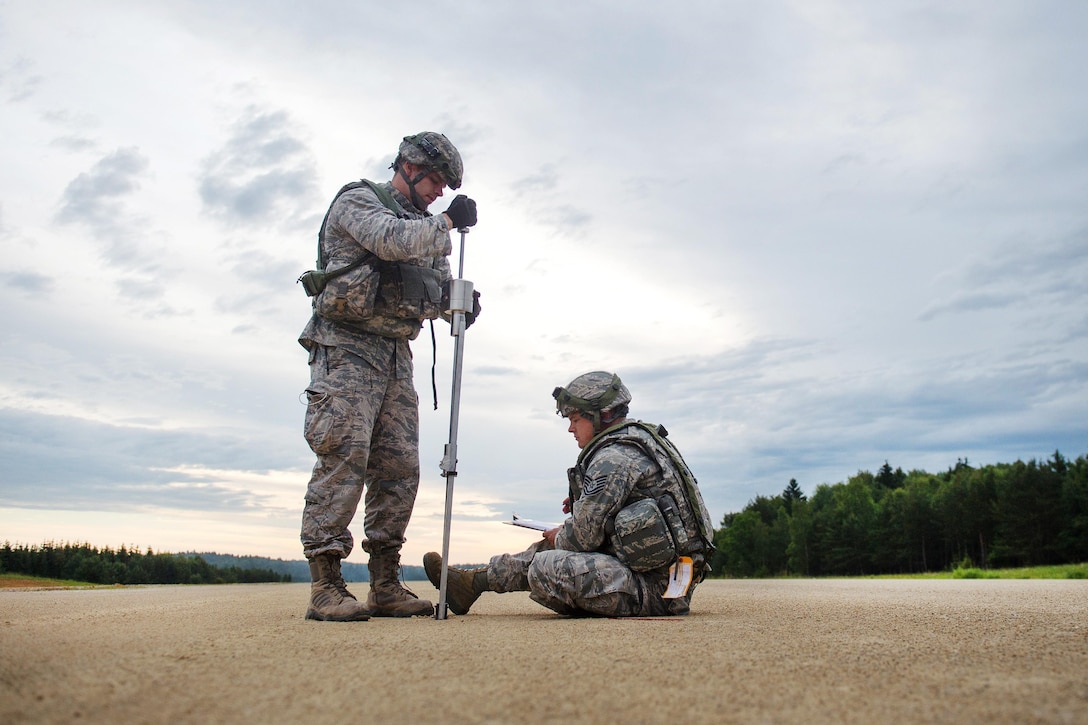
[465,290,482,329]
[444,195,478,229]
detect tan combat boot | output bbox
[423,552,488,615]
[367,549,434,617]
[305,553,371,621]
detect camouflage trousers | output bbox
[300,344,420,559]
[488,540,686,617]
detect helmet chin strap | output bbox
[397,163,431,211]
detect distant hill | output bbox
[189,552,429,583]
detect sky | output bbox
[1,0,1086,567]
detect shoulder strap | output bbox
[580,422,715,551]
[632,422,715,550]
[316,179,404,269]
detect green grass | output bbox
[952,563,1088,580]
[0,572,107,589]
[868,562,1088,580]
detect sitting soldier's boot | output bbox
[367,548,434,617]
[305,553,371,621]
[423,551,489,615]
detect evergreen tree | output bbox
[822,478,877,574]
[782,478,806,514]
[992,458,1065,566]
[786,498,812,575]
[0,542,288,584]
[876,461,906,490]
[935,466,997,568]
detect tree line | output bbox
[0,541,291,584]
[710,450,1088,577]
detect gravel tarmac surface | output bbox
[2,578,1086,724]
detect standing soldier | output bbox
[299,132,479,621]
[424,371,715,617]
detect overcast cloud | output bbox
[1,0,1086,565]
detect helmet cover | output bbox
[398,132,463,189]
[553,371,632,419]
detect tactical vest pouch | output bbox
[397,263,444,319]
[610,498,678,572]
[657,492,694,555]
[298,269,328,297]
[299,178,405,299]
[374,263,444,321]
[299,254,371,298]
[312,261,381,322]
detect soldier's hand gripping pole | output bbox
[436,227,473,620]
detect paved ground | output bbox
[1,578,1086,723]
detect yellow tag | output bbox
[664,556,694,599]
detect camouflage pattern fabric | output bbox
[486,539,687,617]
[300,181,452,346]
[609,497,677,571]
[398,132,463,189]
[482,422,701,616]
[527,550,644,617]
[555,431,662,556]
[487,540,544,592]
[299,180,452,560]
[493,539,644,613]
[300,344,421,558]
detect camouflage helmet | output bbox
[397,132,463,189]
[553,371,632,428]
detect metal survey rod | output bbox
[436,227,473,620]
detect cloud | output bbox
[611,330,1088,512]
[54,147,153,267]
[55,147,148,225]
[510,165,559,196]
[967,230,1088,286]
[538,204,593,238]
[0,408,305,513]
[920,230,1088,322]
[48,147,181,309]
[49,135,97,153]
[5,271,54,295]
[2,0,1087,562]
[198,104,319,228]
[504,163,593,237]
[222,250,301,300]
[0,56,41,102]
[918,290,1025,321]
[41,109,101,152]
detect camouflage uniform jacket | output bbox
[555,420,702,585]
[298,181,453,377]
